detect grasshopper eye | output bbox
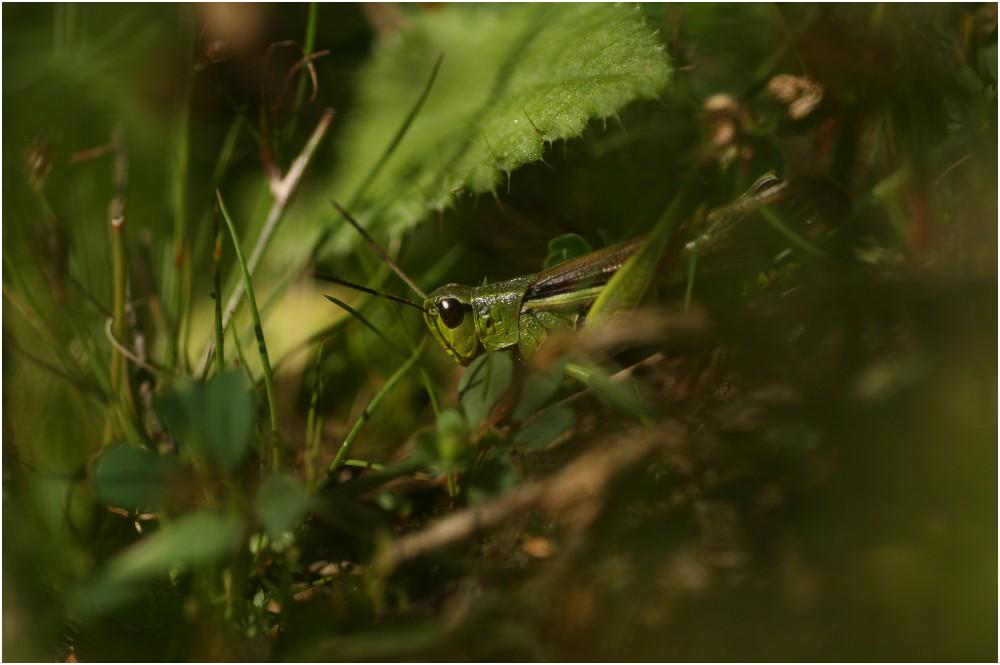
[437,297,465,329]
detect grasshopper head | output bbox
[424,284,480,365]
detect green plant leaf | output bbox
[459,351,514,428]
[466,446,518,505]
[256,474,309,539]
[327,4,671,238]
[155,371,254,473]
[513,405,575,450]
[93,444,180,512]
[586,187,688,327]
[565,361,646,421]
[434,408,469,463]
[75,511,243,616]
[512,361,567,422]
[543,233,594,269]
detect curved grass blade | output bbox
[328,338,426,474]
[586,183,691,327]
[216,190,280,470]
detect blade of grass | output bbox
[105,125,132,445]
[197,116,247,380]
[587,178,692,327]
[323,295,406,357]
[755,202,831,261]
[350,53,444,207]
[285,2,319,142]
[268,243,460,376]
[199,108,335,376]
[328,337,426,474]
[216,190,280,471]
[310,53,444,262]
[335,456,425,495]
[2,277,82,379]
[230,323,254,387]
[683,246,698,312]
[304,337,326,489]
[209,220,226,377]
[164,69,193,371]
[342,459,385,471]
[323,292,439,416]
[682,205,706,313]
[5,334,105,401]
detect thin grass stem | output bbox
[322,295,406,357]
[211,220,226,376]
[349,53,443,207]
[216,190,280,470]
[683,246,697,312]
[329,338,426,474]
[309,53,444,261]
[199,108,335,375]
[304,337,326,489]
[105,126,131,444]
[755,203,831,261]
[5,335,105,401]
[286,2,318,141]
[164,73,192,371]
[230,324,253,387]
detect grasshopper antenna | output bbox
[329,200,428,300]
[313,273,424,311]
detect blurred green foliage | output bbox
[2,3,997,661]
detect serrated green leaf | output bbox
[93,444,180,512]
[543,233,594,269]
[459,352,514,428]
[328,4,671,238]
[156,371,254,473]
[256,474,309,539]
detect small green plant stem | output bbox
[329,338,426,474]
[342,459,385,471]
[349,53,444,208]
[755,203,830,261]
[323,291,440,417]
[199,109,334,377]
[216,191,280,470]
[211,220,226,375]
[199,116,246,382]
[586,178,692,327]
[338,456,425,495]
[304,338,326,489]
[284,2,318,142]
[2,261,86,385]
[230,325,253,387]
[309,52,444,262]
[165,77,192,371]
[105,127,133,444]
[683,245,697,312]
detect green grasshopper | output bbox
[325,172,808,365]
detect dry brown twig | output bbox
[376,422,686,573]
